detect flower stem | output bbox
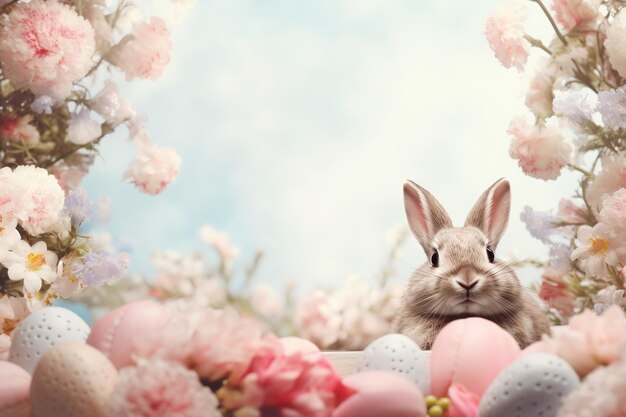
[524,34,552,55]
[530,0,568,46]
[568,163,594,177]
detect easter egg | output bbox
[333,371,426,417]
[429,318,520,398]
[9,307,90,374]
[0,361,30,416]
[479,353,580,417]
[356,333,430,393]
[87,300,168,368]
[30,342,118,417]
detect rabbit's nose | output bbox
[456,280,478,291]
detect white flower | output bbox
[599,188,626,232]
[525,64,555,119]
[571,224,623,279]
[2,240,58,293]
[0,215,20,252]
[520,205,557,244]
[124,137,180,195]
[199,225,240,264]
[250,283,285,317]
[594,285,626,314]
[553,88,597,124]
[0,295,28,337]
[605,9,626,80]
[66,109,102,145]
[553,43,589,77]
[90,80,136,124]
[30,95,54,114]
[597,87,626,130]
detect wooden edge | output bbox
[322,351,363,377]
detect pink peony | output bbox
[111,17,172,81]
[484,1,529,71]
[0,0,95,99]
[447,384,480,417]
[219,337,342,417]
[605,9,626,80]
[586,153,626,213]
[538,267,574,316]
[552,0,601,32]
[508,117,572,180]
[199,225,240,264]
[106,359,220,417]
[599,188,626,232]
[0,116,40,147]
[524,306,626,377]
[124,138,180,195]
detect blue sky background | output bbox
[83,0,579,291]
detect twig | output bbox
[530,0,568,46]
[524,34,552,55]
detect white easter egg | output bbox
[30,342,117,417]
[356,333,430,393]
[9,307,91,374]
[479,353,580,417]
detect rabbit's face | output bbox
[424,227,516,316]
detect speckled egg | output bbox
[0,361,31,414]
[479,353,580,417]
[30,342,118,417]
[87,300,168,368]
[9,307,90,374]
[429,317,520,398]
[356,333,430,393]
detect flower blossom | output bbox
[519,206,557,244]
[553,88,597,124]
[484,0,529,71]
[571,223,623,279]
[0,0,95,99]
[251,283,285,317]
[111,17,172,81]
[599,188,626,232]
[597,87,626,130]
[30,96,54,114]
[64,187,93,226]
[199,225,240,264]
[124,138,180,195]
[72,251,130,287]
[538,267,574,316]
[525,65,555,119]
[557,199,588,225]
[90,80,136,124]
[594,285,626,315]
[0,116,40,147]
[66,109,102,145]
[552,0,601,32]
[106,359,221,417]
[1,240,58,293]
[586,153,626,213]
[508,117,572,180]
[525,306,626,378]
[605,9,626,80]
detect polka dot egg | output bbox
[356,333,430,393]
[9,307,91,374]
[479,353,580,417]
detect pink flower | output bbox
[90,80,136,124]
[111,17,172,81]
[538,267,574,316]
[605,9,626,80]
[0,116,40,147]
[599,188,626,232]
[525,66,555,119]
[508,117,573,180]
[199,225,240,264]
[49,152,95,192]
[552,0,601,32]
[219,338,342,417]
[447,384,479,417]
[484,1,529,71]
[586,153,626,214]
[557,199,588,225]
[0,0,95,99]
[106,359,221,417]
[525,306,626,377]
[124,137,180,195]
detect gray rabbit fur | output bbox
[393,178,550,349]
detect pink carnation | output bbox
[552,0,601,32]
[0,116,40,147]
[508,117,572,180]
[524,306,626,377]
[106,359,220,417]
[587,153,626,214]
[124,139,180,195]
[219,338,342,417]
[0,0,95,99]
[112,17,172,81]
[484,1,529,71]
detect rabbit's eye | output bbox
[486,247,495,263]
[431,250,439,267]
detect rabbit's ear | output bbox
[465,178,511,248]
[403,180,452,253]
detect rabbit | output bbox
[393,178,550,350]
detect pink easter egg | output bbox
[429,318,520,398]
[0,361,30,412]
[87,300,168,368]
[333,371,426,417]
